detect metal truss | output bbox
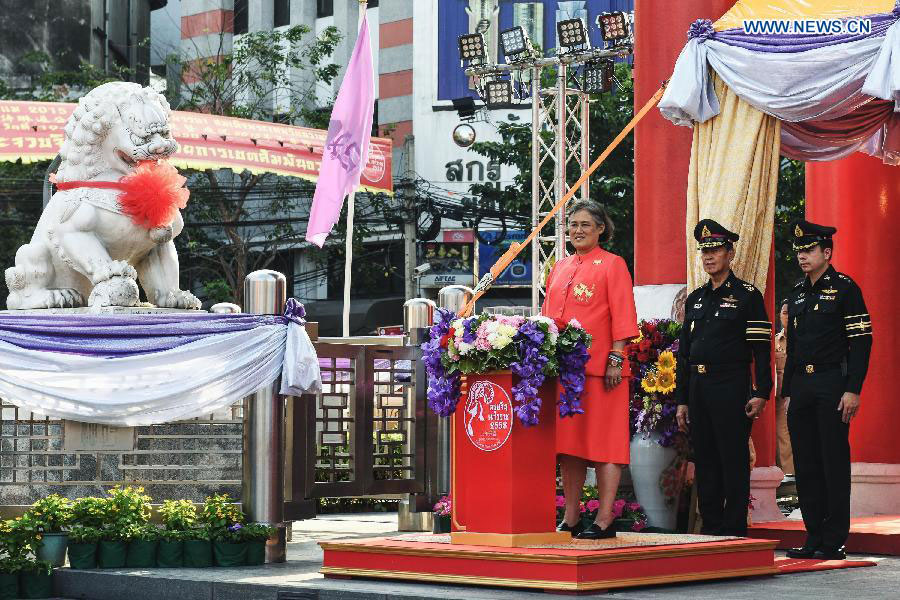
[530,65,590,311]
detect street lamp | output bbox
[484,79,513,109]
[583,60,613,94]
[557,18,590,54]
[500,26,534,63]
[597,12,631,43]
[458,33,488,66]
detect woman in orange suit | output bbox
[542,199,639,539]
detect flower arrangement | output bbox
[432,495,452,517]
[626,319,684,448]
[423,309,592,426]
[556,487,648,532]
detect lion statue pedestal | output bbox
[4,81,201,311]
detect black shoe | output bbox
[786,545,819,559]
[557,520,586,536]
[575,523,617,540]
[813,547,847,560]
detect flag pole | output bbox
[342,191,355,337]
[341,0,369,338]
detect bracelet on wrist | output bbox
[607,353,624,368]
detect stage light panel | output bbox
[583,61,613,94]
[597,12,630,42]
[500,26,530,60]
[557,18,590,51]
[458,33,487,62]
[484,80,513,108]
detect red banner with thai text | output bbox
[0,100,392,193]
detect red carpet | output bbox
[775,556,876,574]
[749,516,900,555]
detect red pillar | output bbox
[633,0,734,285]
[806,155,900,464]
[750,245,776,467]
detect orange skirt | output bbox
[556,375,630,465]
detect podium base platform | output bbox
[450,530,572,547]
[321,534,778,593]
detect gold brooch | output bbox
[573,283,594,300]
[806,365,814,374]
[593,259,603,265]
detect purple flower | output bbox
[228,523,242,531]
[688,18,715,42]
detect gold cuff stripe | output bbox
[847,332,873,338]
[845,322,872,330]
[844,314,870,319]
[746,328,772,334]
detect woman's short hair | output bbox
[568,199,615,244]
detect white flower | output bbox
[497,324,517,338]
[568,318,583,329]
[491,335,512,349]
[457,341,473,355]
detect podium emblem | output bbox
[464,380,513,452]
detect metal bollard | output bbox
[436,286,474,497]
[398,299,437,532]
[242,270,287,563]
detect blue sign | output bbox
[437,0,635,102]
[478,230,532,286]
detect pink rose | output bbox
[627,502,642,512]
[579,502,587,514]
[612,498,626,518]
[555,495,566,508]
[586,499,600,512]
[632,519,647,532]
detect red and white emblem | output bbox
[464,380,513,452]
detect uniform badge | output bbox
[573,283,594,302]
[814,303,819,311]
[822,288,838,294]
[795,224,804,237]
[694,303,703,309]
[722,295,738,303]
[593,259,603,265]
[702,225,711,237]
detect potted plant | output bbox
[0,555,22,600]
[66,526,101,569]
[125,524,160,568]
[71,497,106,530]
[17,559,52,599]
[157,500,197,568]
[201,494,246,567]
[96,486,152,569]
[23,494,73,567]
[432,495,452,534]
[240,523,275,566]
[626,319,688,530]
[182,527,212,568]
[212,524,247,567]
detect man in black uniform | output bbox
[783,219,872,561]
[676,219,772,537]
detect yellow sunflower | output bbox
[656,369,676,395]
[657,351,676,372]
[641,372,658,393]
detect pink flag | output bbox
[306,15,375,247]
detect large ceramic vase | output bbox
[629,432,678,530]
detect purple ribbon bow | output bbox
[688,19,716,42]
[283,298,307,325]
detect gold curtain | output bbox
[686,72,780,295]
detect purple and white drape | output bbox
[0,300,321,426]
[660,5,900,163]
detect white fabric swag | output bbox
[0,323,322,426]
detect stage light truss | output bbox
[557,18,590,53]
[597,12,632,43]
[500,26,534,63]
[458,33,487,65]
[583,60,614,94]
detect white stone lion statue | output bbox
[5,82,201,310]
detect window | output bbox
[234,0,248,34]
[274,0,290,27]
[367,0,378,7]
[317,0,333,18]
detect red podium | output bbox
[451,371,570,547]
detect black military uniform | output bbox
[676,219,773,537]
[783,220,872,558]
